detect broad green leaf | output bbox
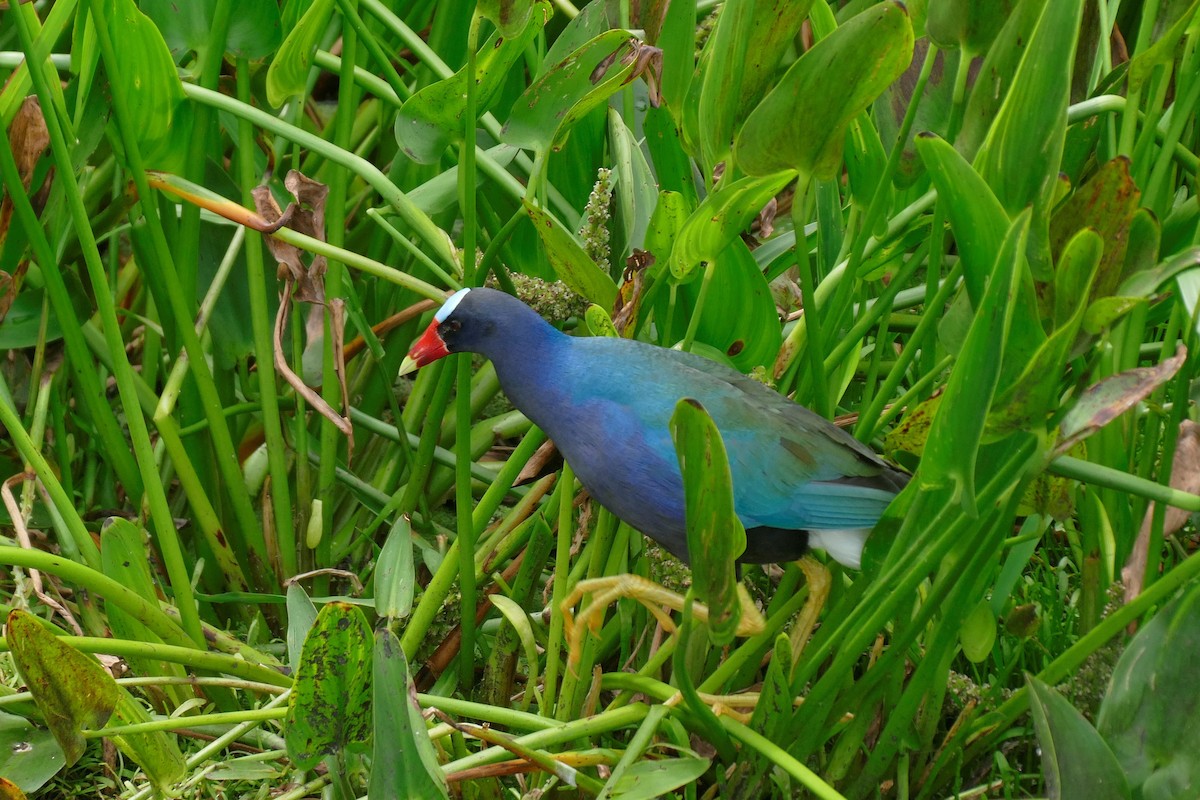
[286,583,319,671]
[959,601,996,663]
[142,0,282,61]
[106,690,187,790]
[1027,675,1131,800]
[1096,584,1200,798]
[668,172,792,281]
[987,230,1100,436]
[368,629,449,800]
[749,634,795,741]
[660,238,782,370]
[266,0,334,107]
[657,0,696,122]
[670,398,745,645]
[1126,0,1200,92]
[733,1,913,178]
[609,109,657,261]
[926,0,1017,54]
[973,0,1084,277]
[608,757,711,800]
[1083,297,1148,336]
[585,304,619,337]
[921,210,1029,515]
[502,30,640,153]
[476,0,536,36]
[692,0,816,169]
[104,0,186,152]
[396,4,550,164]
[523,201,618,308]
[874,40,960,186]
[643,190,689,267]
[644,106,700,208]
[1049,157,1141,311]
[375,516,416,620]
[915,132,1009,307]
[6,610,117,766]
[1118,247,1200,299]
[0,710,63,793]
[285,602,373,769]
[957,0,1049,161]
[843,112,891,215]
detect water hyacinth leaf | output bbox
[668,171,792,282]
[1125,0,1200,92]
[609,109,657,260]
[502,30,641,153]
[733,1,913,179]
[486,595,542,708]
[608,758,712,800]
[1097,584,1200,796]
[750,634,795,742]
[397,4,550,163]
[476,0,536,36]
[921,210,1029,515]
[1118,247,1200,299]
[266,0,334,107]
[926,0,1017,54]
[1027,675,1131,800]
[643,190,689,267]
[1048,157,1141,310]
[670,398,745,645]
[1083,296,1147,336]
[523,201,618,308]
[874,41,959,186]
[5,610,117,766]
[959,601,996,663]
[0,710,63,793]
[988,229,1100,436]
[1056,346,1187,455]
[843,112,891,215]
[660,238,782,370]
[375,516,416,620]
[692,0,815,169]
[285,602,373,769]
[657,0,696,120]
[644,106,699,208]
[106,690,186,790]
[973,0,1084,276]
[585,304,619,337]
[915,133,1007,307]
[103,0,186,155]
[142,0,282,61]
[957,0,1049,161]
[286,582,319,671]
[369,629,449,800]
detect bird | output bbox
[399,287,908,569]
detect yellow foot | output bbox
[789,555,832,664]
[561,574,766,668]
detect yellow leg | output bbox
[560,574,767,669]
[789,555,831,665]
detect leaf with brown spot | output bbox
[6,610,118,767]
[1057,345,1187,455]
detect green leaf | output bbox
[733,1,913,178]
[668,172,792,282]
[608,108,657,261]
[396,3,550,164]
[1096,582,1200,797]
[502,30,640,153]
[266,0,334,107]
[959,601,996,663]
[106,689,187,790]
[375,516,416,620]
[141,0,282,61]
[608,757,711,800]
[659,238,782,370]
[6,610,117,766]
[973,0,1084,277]
[103,0,186,152]
[692,0,816,169]
[476,0,537,36]
[670,398,745,645]
[368,629,449,800]
[523,201,618,308]
[286,583,319,671]
[1027,675,1131,800]
[285,602,373,769]
[0,710,64,793]
[585,304,619,337]
[921,210,1029,515]
[926,0,1017,54]
[750,634,795,742]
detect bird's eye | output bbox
[444,319,462,333]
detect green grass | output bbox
[1,0,1199,798]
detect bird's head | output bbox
[399,287,526,375]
